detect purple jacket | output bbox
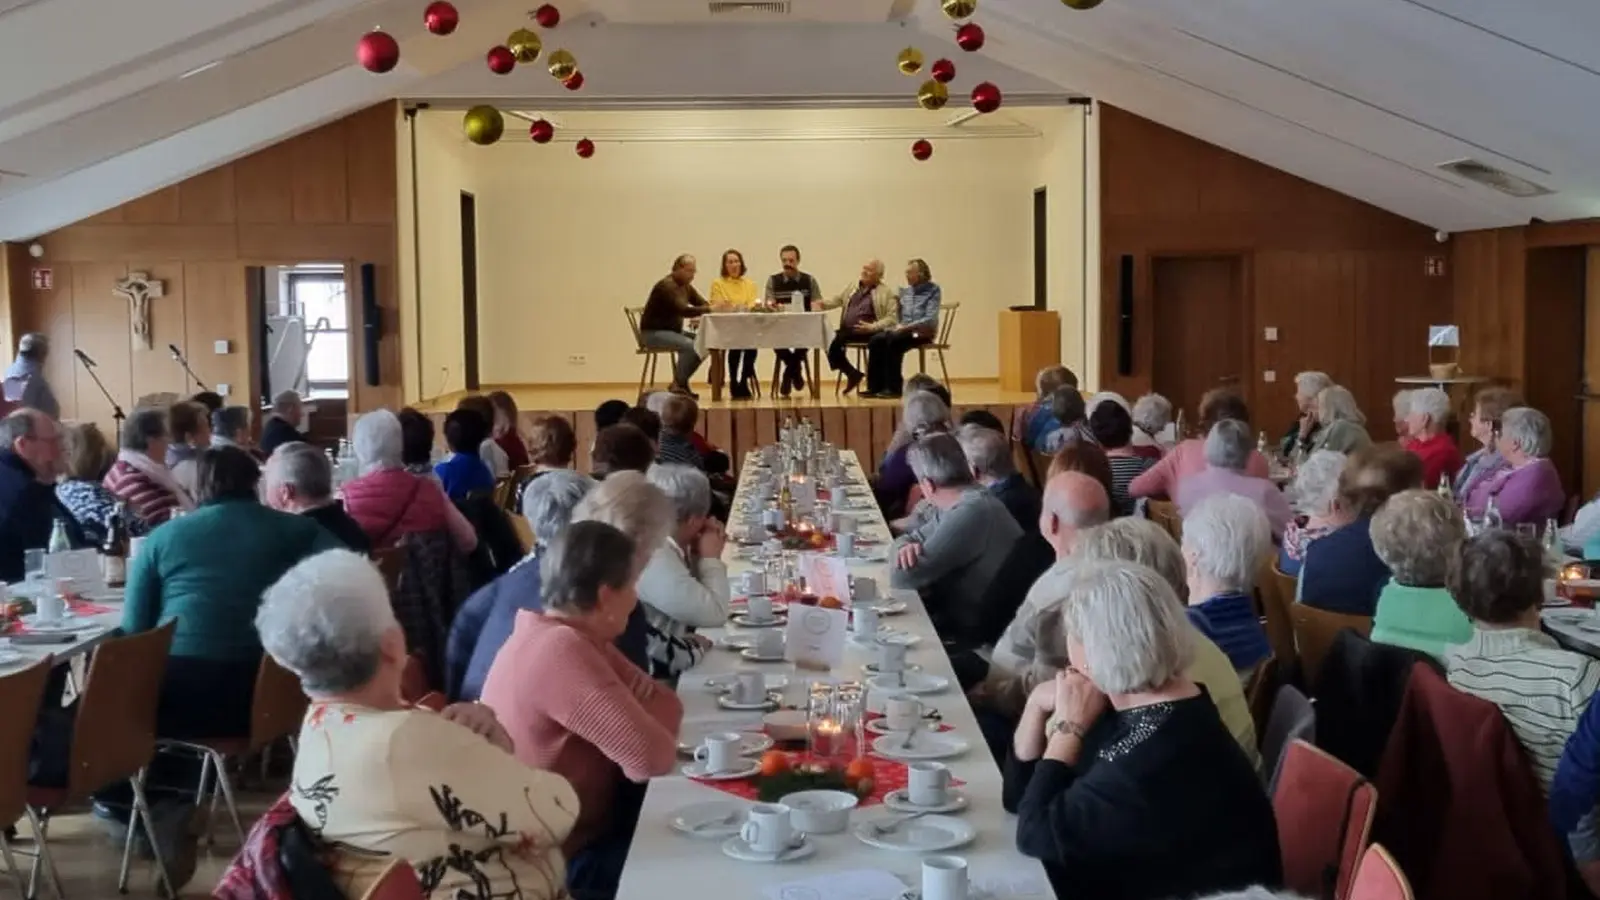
[1175,466,1294,538]
[1464,458,1565,527]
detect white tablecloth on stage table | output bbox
[615,451,1055,900]
[694,311,832,356]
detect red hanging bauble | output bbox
[423,1,458,36]
[954,22,985,52]
[529,119,555,144]
[911,139,934,161]
[930,58,956,84]
[486,45,516,74]
[563,70,585,91]
[356,30,400,73]
[534,3,561,28]
[971,81,1003,113]
[575,138,595,158]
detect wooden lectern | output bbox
[999,308,1060,393]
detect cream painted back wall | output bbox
[407,110,481,399]
[432,106,1084,387]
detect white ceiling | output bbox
[0,0,1596,240]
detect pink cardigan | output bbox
[1128,438,1270,501]
[340,467,476,553]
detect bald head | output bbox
[862,259,885,286]
[671,254,698,284]
[1039,470,1111,558]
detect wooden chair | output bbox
[490,475,516,512]
[1012,439,1040,487]
[832,341,870,394]
[1274,740,1377,900]
[624,306,675,398]
[915,302,960,384]
[509,513,536,555]
[1030,449,1055,486]
[1292,605,1374,693]
[769,352,813,399]
[0,660,53,898]
[1246,656,1281,750]
[1349,844,1413,900]
[1147,499,1183,542]
[1258,561,1299,669]
[24,622,177,898]
[358,859,426,900]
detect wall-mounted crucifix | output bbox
[113,271,166,350]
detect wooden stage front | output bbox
[417,380,1037,475]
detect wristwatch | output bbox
[1046,717,1087,741]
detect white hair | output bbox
[521,469,596,546]
[271,390,303,416]
[902,390,951,436]
[646,463,712,522]
[1408,387,1451,426]
[1181,493,1271,593]
[1203,419,1253,471]
[256,550,397,695]
[1086,391,1129,418]
[1295,371,1333,399]
[1371,490,1464,586]
[956,423,1012,478]
[1290,450,1346,517]
[1500,406,1552,458]
[1392,389,1414,420]
[352,409,403,473]
[644,392,672,416]
[1315,385,1365,425]
[1051,560,1195,695]
[907,433,974,489]
[1074,518,1186,601]
[1131,393,1173,435]
[572,470,672,563]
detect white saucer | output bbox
[19,615,89,633]
[717,692,781,711]
[731,614,786,629]
[678,731,774,757]
[740,648,787,663]
[865,718,939,736]
[668,801,748,839]
[870,731,971,761]
[851,630,921,648]
[719,634,755,650]
[702,673,788,692]
[856,599,908,616]
[853,814,976,852]
[682,759,762,781]
[882,788,970,814]
[862,661,922,676]
[721,835,816,863]
[0,649,25,667]
[866,671,950,695]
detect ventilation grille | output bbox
[1437,158,1553,198]
[708,1,791,14]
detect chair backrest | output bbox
[358,859,426,900]
[623,306,647,349]
[1247,655,1282,744]
[1261,684,1317,792]
[1292,605,1375,692]
[1029,450,1054,487]
[374,545,407,597]
[1275,739,1378,900]
[1012,439,1040,487]
[248,653,310,753]
[509,513,536,555]
[934,302,960,347]
[0,659,53,825]
[1146,499,1183,542]
[1258,561,1299,666]
[67,621,176,800]
[1349,844,1413,900]
[491,475,515,511]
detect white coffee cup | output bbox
[733,672,767,705]
[694,732,744,774]
[754,629,785,658]
[741,803,796,854]
[34,588,65,625]
[908,761,952,806]
[853,605,881,637]
[884,694,924,732]
[762,507,787,531]
[745,594,775,622]
[852,576,878,605]
[742,570,769,597]
[834,512,858,535]
[922,856,969,900]
[878,641,908,675]
[835,533,856,558]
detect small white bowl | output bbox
[782,789,859,834]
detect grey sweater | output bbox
[891,487,1022,628]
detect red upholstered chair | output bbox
[1273,739,1377,900]
[1350,844,1414,900]
[358,860,426,900]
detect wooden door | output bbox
[1151,255,1246,416]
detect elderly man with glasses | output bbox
[0,408,66,581]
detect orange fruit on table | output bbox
[844,757,874,786]
[818,595,843,610]
[759,751,791,777]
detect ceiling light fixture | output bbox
[179,60,223,80]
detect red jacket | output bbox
[341,468,452,548]
[1375,663,1568,900]
[103,459,181,527]
[1404,432,1464,492]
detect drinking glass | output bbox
[23,549,45,586]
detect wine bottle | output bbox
[101,501,129,588]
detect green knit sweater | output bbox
[1370,580,1473,660]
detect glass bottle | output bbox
[47,518,70,554]
[101,502,129,588]
[1483,495,1503,531]
[1256,431,1268,455]
[1436,476,1453,501]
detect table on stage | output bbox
[615,450,1055,900]
[695,311,833,402]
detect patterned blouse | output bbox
[55,479,151,545]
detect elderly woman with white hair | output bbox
[1278,449,1347,576]
[1004,561,1281,900]
[260,550,579,900]
[1280,371,1334,457]
[1302,385,1372,455]
[1463,406,1565,528]
[1401,386,1463,489]
[636,464,729,679]
[1391,389,1414,442]
[875,389,953,518]
[1368,490,1471,659]
[1130,392,1173,458]
[957,422,1040,534]
[445,469,597,700]
[1182,493,1274,679]
[339,409,477,553]
[1175,419,1293,537]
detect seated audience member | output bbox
[1047,442,1116,503]
[1176,420,1293,538]
[341,410,477,554]
[623,407,662,452]
[481,521,684,899]
[1129,389,1269,501]
[863,259,941,399]
[1302,386,1372,455]
[435,408,498,501]
[188,391,223,414]
[1446,531,1600,790]
[57,420,151,545]
[960,409,1006,432]
[568,471,672,675]
[958,423,1039,534]
[1565,489,1600,559]
[591,424,656,479]
[1279,371,1333,457]
[259,550,578,900]
[515,413,579,506]
[1298,444,1421,615]
[822,258,897,396]
[1091,402,1156,517]
[594,399,631,431]
[891,434,1023,637]
[1278,449,1346,576]
[258,390,310,456]
[164,400,212,497]
[655,394,703,468]
[1130,393,1173,459]
[0,409,63,581]
[457,395,511,479]
[638,253,710,397]
[637,465,729,679]
[208,406,256,458]
[904,373,950,407]
[1368,490,1470,659]
[1039,387,1093,454]
[1023,365,1077,449]
[1181,493,1273,681]
[447,470,595,701]
[1390,389,1413,442]
[105,407,194,526]
[263,442,373,554]
[1454,386,1519,503]
[1464,406,1565,528]
[486,390,532,470]
[876,390,952,519]
[1004,561,1281,899]
[397,407,439,479]
[1402,387,1463,490]
[1554,705,1600,896]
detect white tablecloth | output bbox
[694,311,832,356]
[615,451,1055,900]
[0,582,123,672]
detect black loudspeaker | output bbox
[360,263,381,387]
[1116,254,1134,376]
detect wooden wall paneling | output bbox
[290,122,350,225]
[26,261,77,416]
[182,262,250,402]
[130,262,190,403]
[820,407,846,450]
[1452,228,1528,386]
[844,407,872,470]
[573,409,596,474]
[1583,246,1600,500]
[120,187,181,225]
[235,224,393,263]
[706,406,733,455]
[1523,246,1587,494]
[0,243,25,357]
[733,407,757,471]
[754,408,778,447]
[870,406,895,466]
[70,263,130,424]
[233,142,296,225]
[345,106,398,225]
[48,225,239,264]
[178,166,237,225]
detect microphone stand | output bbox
[76,353,126,436]
[170,346,210,392]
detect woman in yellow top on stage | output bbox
[710,248,761,400]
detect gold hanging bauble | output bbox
[507,28,543,63]
[547,48,578,80]
[1061,0,1104,8]
[896,46,925,76]
[941,0,977,19]
[463,105,505,145]
[916,79,950,111]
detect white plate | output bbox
[702,674,789,693]
[731,614,786,629]
[866,671,950,695]
[717,692,781,711]
[682,759,762,781]
[729,602,787,617]
[852,814,976,853]
[719,634,755,650]
[871,732,971,761]
[18,615,91,633]
[0,649,26,667]
[862,661,922,676]
[882,788,970,814]
[668,801,748,839]
[865,718,939,736]
[851,630,921,648]
[857,599,908,616]
[721,835,816,863]
[740,648,787,663]
[678,731,774,757]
